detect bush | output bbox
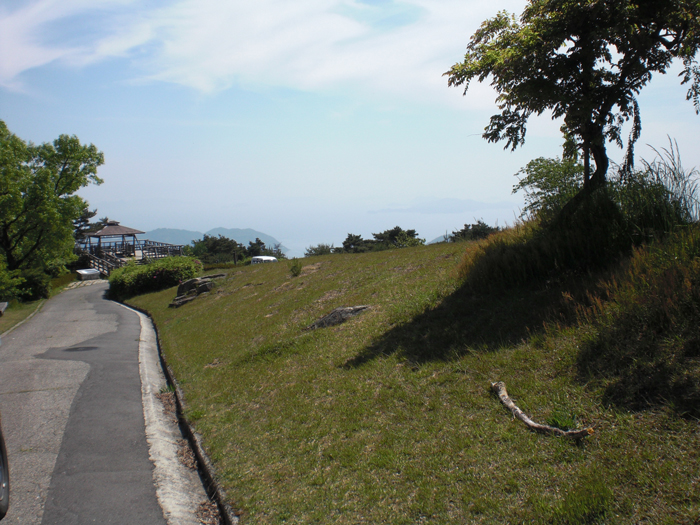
[51,272,77,290]
[304,243,334,257]
[68,252,93,272]
[289,258,302,277]
[513,157,584,221]
[0,262,23,302]
[109,257,201,300]
[457,191,628,292]
[450,220,500,242]
[18,268,52,301]
[460,146,699,293]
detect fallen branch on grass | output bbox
[491,381,594,439]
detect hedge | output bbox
[109,257,201,300]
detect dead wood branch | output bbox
[491,381,593,439]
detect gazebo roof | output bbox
[91,221,145,238]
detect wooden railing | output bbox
[75,238,185,275]
[141,240,184,259]
[86,253,122,276]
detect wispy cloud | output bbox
[0,0,136,88]
[0,0,525,103]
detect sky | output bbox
[2,0,699,256]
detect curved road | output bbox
[0,281,206,524]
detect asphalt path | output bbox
[0,281,207,525]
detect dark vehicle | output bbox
[0,414,8,520]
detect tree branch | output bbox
[491,381,594,439]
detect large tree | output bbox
[445,0,700,196]
[0,120,104,271]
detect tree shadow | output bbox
[576,320,700,418]
[343,276,590,368]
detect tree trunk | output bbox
[554,138,608,226]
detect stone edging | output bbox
[125,303,240,525]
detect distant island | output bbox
[144,227,288,254]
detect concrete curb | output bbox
[126,305,210,525]
[123,303,240,525]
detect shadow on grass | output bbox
[576,306,700,418]
[343,276,588,368]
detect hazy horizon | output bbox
[2,0,698,257]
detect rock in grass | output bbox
[171,274,226,307]
[177,278,202,296]
[176,274,226,296]
[169,295,198,308]
[197,281,214,294]
[305,306,371,330]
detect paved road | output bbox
[0,282,168,524]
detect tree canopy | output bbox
[0,120,103,272]
[450,220,501,242]
[186,234,285,264]
[340,227,425,253]
[445,0,700,192]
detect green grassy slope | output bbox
[128,241,700,524]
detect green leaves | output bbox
[513,157,584,221]
[446,0,700,188]
[0,120,104,272]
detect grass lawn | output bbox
[0,299,44,334]
[128,242,700,524]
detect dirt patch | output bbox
[273,281,294,292]
[315,289,345,304]
[301,262,323,276]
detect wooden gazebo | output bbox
[84,221,145,258]
[76,220,185,275]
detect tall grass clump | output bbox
[458,190,628,291]
[611,139,699,241]
[576,226,700,416]
[459,142,699,293]
[109,256,201,301]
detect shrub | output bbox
[450,220,500,242]
[304,243,334,257]
[289,258,302,277]
[513,157,584,221]
[109,257,201,300]
[18,268,52,301]
[68,252,92,272]
[0,261,23,302]
[459,189,648,292]
[460,145,699,293]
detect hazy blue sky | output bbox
[2,0,699,256]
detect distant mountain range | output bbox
[144,228,288,253]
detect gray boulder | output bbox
[305,306,371,330]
